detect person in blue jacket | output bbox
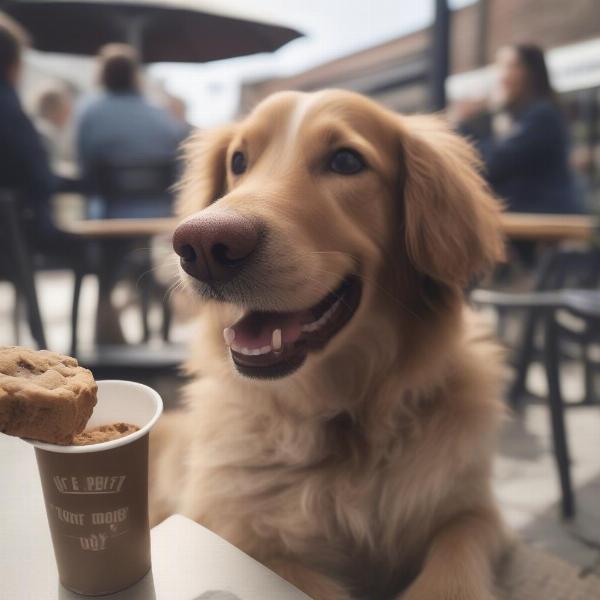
[456,44,582,215]
[76,44,187,218]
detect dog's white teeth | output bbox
[230,344,273,356]
[223,327,235,346]
[272,328,282,351]
[230,343,246,354]
[252,346,273,356]
[301,299,342,333]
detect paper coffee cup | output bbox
[27,380,163,596]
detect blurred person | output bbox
[0,13,58,241]
[0,13,94,347]
[454,44,581,215]
[33,83,75,173]
[77,44,186,218]
[77,44,187,344]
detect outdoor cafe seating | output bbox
[72,159,179,351]
[472,236,600,520]
[1,161,179,376]
[3,0,600,598]
[473,283,600,520]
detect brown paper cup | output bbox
[27,380,163,596]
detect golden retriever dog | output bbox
[151,89,508,600]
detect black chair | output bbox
[472,288,600,519]
[0,191,47,349]
[71,161,177,354]
[491,247,600,408]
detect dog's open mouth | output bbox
[224,275,362,378]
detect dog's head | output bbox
[173,90,503,379]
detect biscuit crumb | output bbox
[72,423,139,446]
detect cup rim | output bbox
[26,379,163,454]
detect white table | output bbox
[0,435,309,600]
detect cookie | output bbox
[0,347,97,445]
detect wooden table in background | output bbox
[60,216,177,238]
[500,213,596,241]
[59,213,597,242]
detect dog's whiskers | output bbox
[164,279,185,303]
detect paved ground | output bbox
[496,399,600,576]
[2,271,600,578]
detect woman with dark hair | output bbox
[455,43,581,215]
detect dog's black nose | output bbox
[172,211,259,283]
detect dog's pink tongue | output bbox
[231,310,307,349]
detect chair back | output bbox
[538,248,600,291]
[89,160,177,218]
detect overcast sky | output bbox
[150,0,476,126]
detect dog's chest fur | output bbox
[178,382,474,595]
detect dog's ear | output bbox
[398,115,504,287]
[176,124,236,217]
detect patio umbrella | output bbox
[2,0,302,63]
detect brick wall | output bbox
[450,3,482,74]
[449,0,600,75]
[479,0,599,70]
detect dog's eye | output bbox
[231,151,247,175]
[329,149,365,175]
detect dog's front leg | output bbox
[400,509,505,600]
[266,559,354,600]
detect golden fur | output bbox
[151,90,508,600]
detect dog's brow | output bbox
[233,128,259,148]
[318,125,346,146]
[309,123,383,167]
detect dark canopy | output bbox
[4,1,302,63]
